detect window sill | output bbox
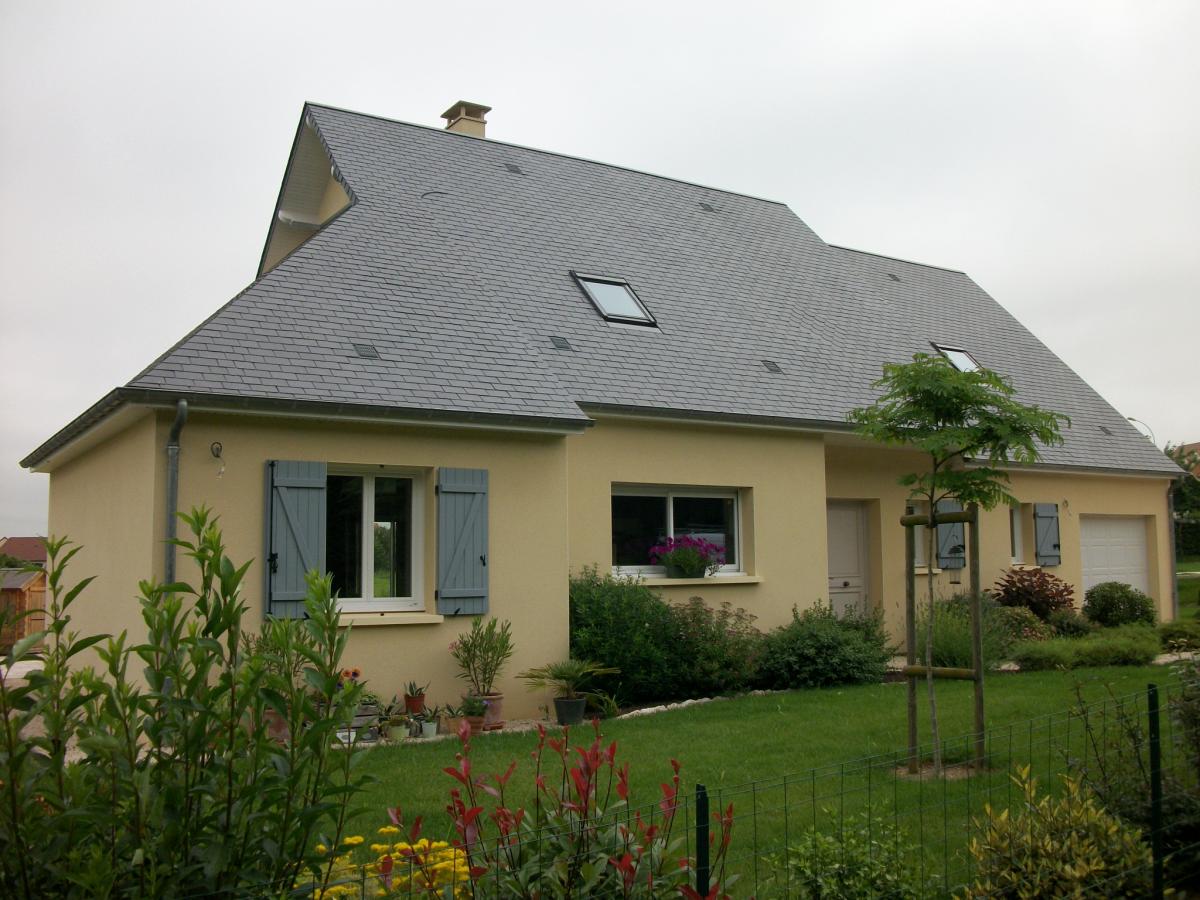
[339,612,445,628]
[640,575,762,587]
[913,566,942,575]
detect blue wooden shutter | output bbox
[265,460,327,619]
[1034,503,1061,566]
[936,499,966,570]
[437,468,489,615]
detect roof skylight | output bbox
[571,272,656,326]
[933,343,980,373]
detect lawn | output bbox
[1180,572,1199,619]
[350,665,1178,894]
[1177,555,1200,573]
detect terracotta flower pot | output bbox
[262,707,291,743]
[481,692,505,731]
[404,694,426,715]
[465,715,485,736]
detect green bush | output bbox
[568,566,759,704]
[1046,607,1095,638]
[993,605,1052,644]
[1084,581,1157,627]
[992,567,1075,620]
[1012,625,1159,670]
[0,509,369,897]
[915,594,1011,668]
[1161,619,1200,650]
[963,767,1150,898]
[756,603,894,690]
[766,814,937,899]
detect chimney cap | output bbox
[440,100,492,123]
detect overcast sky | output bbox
[2,1,1197,537]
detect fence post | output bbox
[1148,683,1164,900]
[696,782,710,897]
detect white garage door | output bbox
[1080,516,1149,593]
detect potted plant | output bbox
[403,680,429,715]
[449,618,514,731]
[460,695,487,735]
[421,705,440,739]
[648,535,725,578]
[519,659,620,725]
[378,697,407,741]
[440,703,463,736]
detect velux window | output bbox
[572,272,656,325]
[933,343,981,373]
[611,487,739,573]
[327,472,422,611]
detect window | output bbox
[1009,505,1025,564]
[932,343,980,373]
[909,501,930,568]
[327,471,423,611]
[612,486,739,574]
[572,272,656,325]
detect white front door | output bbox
[1080,516,1149,593]
[827,501,869,616]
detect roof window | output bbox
[571,272,656,326]
[933,343,980,373]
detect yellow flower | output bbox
[342,835,365,846]
[377,825,400,835]
[314,843,328,854]
[370,843,390,854]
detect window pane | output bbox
[612,495,668,566]
[672,496,736,566]
[583,279,650,321]
[373,477,412,598]
[941,348,978,372]
[327,475,363,599]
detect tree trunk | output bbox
[926,508,942,776]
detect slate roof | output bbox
[26,103,1180,476]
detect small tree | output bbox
[849,353,1068,773]
[1166,443,1200,521]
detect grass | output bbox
[1180,573,1199,619]
[1177,555,1200,573]
[349,665,1179,893]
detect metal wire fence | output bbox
[190,675,1198,898]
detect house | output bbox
[22,101,1182,715]
[0,536,48,567]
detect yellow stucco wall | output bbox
[827,444,1176,635]
[52,411,571,718]
[565,417,829,631]
[46,412,161,643]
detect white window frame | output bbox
[328,467,425,612]
[611,485,742,576]
[1009,505,1025,565]
[909,500,930,569]
[932,343,981,373]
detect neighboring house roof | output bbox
[0,537,46,565]
[22,103,1181,476]
[0,569,41,591]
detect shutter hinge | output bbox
[434,589,439,600]
[480,554,487,567]
[434,484,440,495]
[268,552,278,573]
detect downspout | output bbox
[165,399,188,583]
[1168,483,1179,620]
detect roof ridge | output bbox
[303,101,787,208]
[827,243,965,275]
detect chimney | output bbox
[440,100,491,138]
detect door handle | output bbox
[842,580,850,588]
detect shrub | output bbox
[756,603,893,690]
[992,605,1052,645]
[992,567,1075,620]
[962,767,1151,898]
[381,720,738,897]
[1083,581,1157,627]
[1046,607,1094,638]
[766,814,938,899]
[0,509,370,897]
[1012,625,1159,670]
[915,594,1011,668]
[569,566,759,704]
[1160,620,1200,650]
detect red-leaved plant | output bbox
[389,718,736,898]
